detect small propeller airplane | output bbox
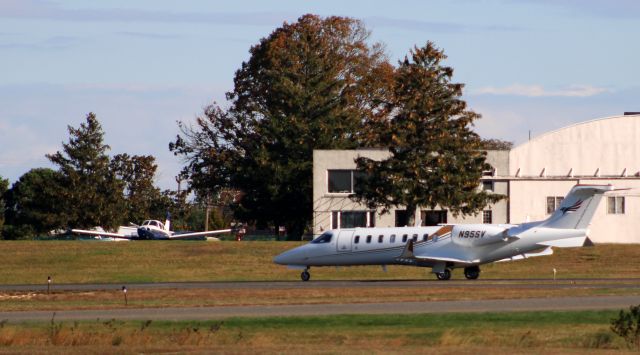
[274,184,615,281]
[71,213,232,240]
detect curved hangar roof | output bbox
[509,114,640,177]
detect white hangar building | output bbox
[312,113,640,243]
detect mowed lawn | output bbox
[0,241,639,284]
[0,311,636,353]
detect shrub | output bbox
[611,304,640,349]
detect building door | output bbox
[336,230,354,253]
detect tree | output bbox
[2,168,65,239]
[481,138,513,150]
[110,153,167,223]
[47,113,125,230]
[0,175,9,234]
[353,42,504,226]
[171,14,394,237]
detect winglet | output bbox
[399,239,415,259]
[583,237,595,247]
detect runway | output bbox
[1,295,639,321]
[1,278,639,292]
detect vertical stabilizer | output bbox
[541,185,613,229]
[164,212,171,232]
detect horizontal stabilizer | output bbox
[538,236,587,248]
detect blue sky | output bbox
[1,0,638,189]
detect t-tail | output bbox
[164,212,171,232]
[540,184,613,229]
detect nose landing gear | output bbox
[301,268,310,282]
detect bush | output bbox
[611,304,640,349]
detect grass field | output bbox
[1,241,640,285]
[0,311,636,353]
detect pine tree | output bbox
[353,42,504,225]
[47,113,125,229]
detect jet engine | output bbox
[451,224,511,247]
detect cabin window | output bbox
[311,232,333,244]
[390,234,396,243]
[354,236,360,244]
[402,234,408,243]
[607,196,625,214]
[378,235,384,243]
[422,234,428,241]
[412,234,418,242]
[366,235,372,243]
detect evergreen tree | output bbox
[171,14,394,237]
[0,175,9,234]
[353,42,504,225]
[2,168,65,239]
[47,113,125,229]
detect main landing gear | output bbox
[464,266,480,280]
[435,269,451,281]
[301,268,311,282]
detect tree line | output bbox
[1,14,510,239]
[0,114,229,239]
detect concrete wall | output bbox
[312,149,508,235]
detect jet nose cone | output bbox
[273,247,306,265]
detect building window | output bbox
[546,196,565,214]
[331,211,375,228]
[395,210,409,227]
[607,196,625,214]
[421,210,447,226]
[483,210,492,224]
[327,170,365,193]
[482,181,494,191]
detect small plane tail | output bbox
[540,185,613,229]
[164,212,171,232]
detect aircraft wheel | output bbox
[301,270,311,282]
[464,266,480,280]
[436,269,451,281]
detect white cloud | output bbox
[473,84,610,97]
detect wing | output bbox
[70,229,132,239]
[168,229,232,239]
[396,239,479,265]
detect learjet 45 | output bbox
[274,184,613,281]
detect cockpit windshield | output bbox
[311,232,333,244]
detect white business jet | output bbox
[72,214,232,240]
[274,184,613,281]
